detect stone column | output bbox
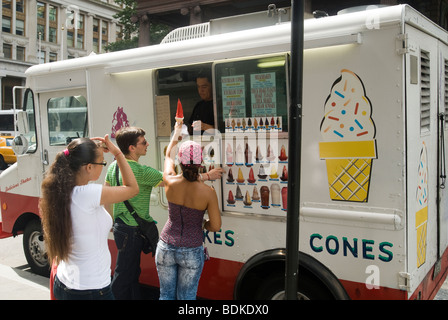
[85,13,94,54]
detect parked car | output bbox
[0,135,16,169]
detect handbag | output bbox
[115,165,159,256]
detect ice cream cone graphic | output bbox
[320,69,376,202]
[416,142,428,268]
[319,140,376,202]
[416,206,428,267]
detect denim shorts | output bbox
[155,240,204,300]
[53,275,114,300]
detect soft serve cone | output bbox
[320,69,376,202]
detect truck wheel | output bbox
[23,219,50,277]
[254,272,333,300]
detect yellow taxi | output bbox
[0,135,16,170]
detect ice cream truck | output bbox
[2,4,448,299]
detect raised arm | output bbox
[164,121,182,179]
[94,134,139,205]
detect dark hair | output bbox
[115,127,146,155]
[179,163,200,182]
[40,138,100,264]
[196,69,212,82]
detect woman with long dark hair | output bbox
[40,135,138,300]
[156,122,222,300]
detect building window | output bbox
[93,18,99,53]
[49,27,57,43]
[16,0,24,13]
[49,52,57,62]
[16,19,24,35]
[116,24,123,41]
[16,46,25,61]
[3,44,12,59]
[2,16,11,33]
[93,38,99,53]
[67,12,84,49]
[49,4,57,43]
[37,1,45,18]
[67,30,74,47]
[77,14,84,49]
[37,1,46,40]
[2,0,11,10]
[3,0,25,36]
[37,24,45,41]
[16,0,25,35]
[101,20,108,53]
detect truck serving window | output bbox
[215,55,288,133]
[47,96,88,145]
[155,63,212,136]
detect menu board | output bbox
[222,75,246,118]
[222,136,288,217]
[251,72,277,117]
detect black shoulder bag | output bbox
[115,165,159,256]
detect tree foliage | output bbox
[105,0,172,52]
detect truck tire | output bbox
[23,219,50,277]
[235,250,349,300]
[253,271,333,300]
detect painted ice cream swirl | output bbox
[320,69,376,141]
[416,142,428,209]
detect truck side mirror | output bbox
[12,134,29,155]
[16,110,29,135]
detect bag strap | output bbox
[115,164,139,218]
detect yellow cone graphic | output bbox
[319,140,376,202]
[415,142,428,268]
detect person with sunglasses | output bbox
[104,126,164,300]
[40,135,139,300]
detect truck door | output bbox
[405,25,439,288]
[38,89,88,172]
[437,40,448,259]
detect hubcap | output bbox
[28,231,48,267]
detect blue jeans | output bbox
[111,218,144,300]
[53,275,114,300]
[155,240,204,300]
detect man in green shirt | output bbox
[105,126,163,300]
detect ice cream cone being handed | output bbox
[175,98,189,136]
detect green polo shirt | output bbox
[105,159,163,226]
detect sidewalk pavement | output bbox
[0,263,50,300]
